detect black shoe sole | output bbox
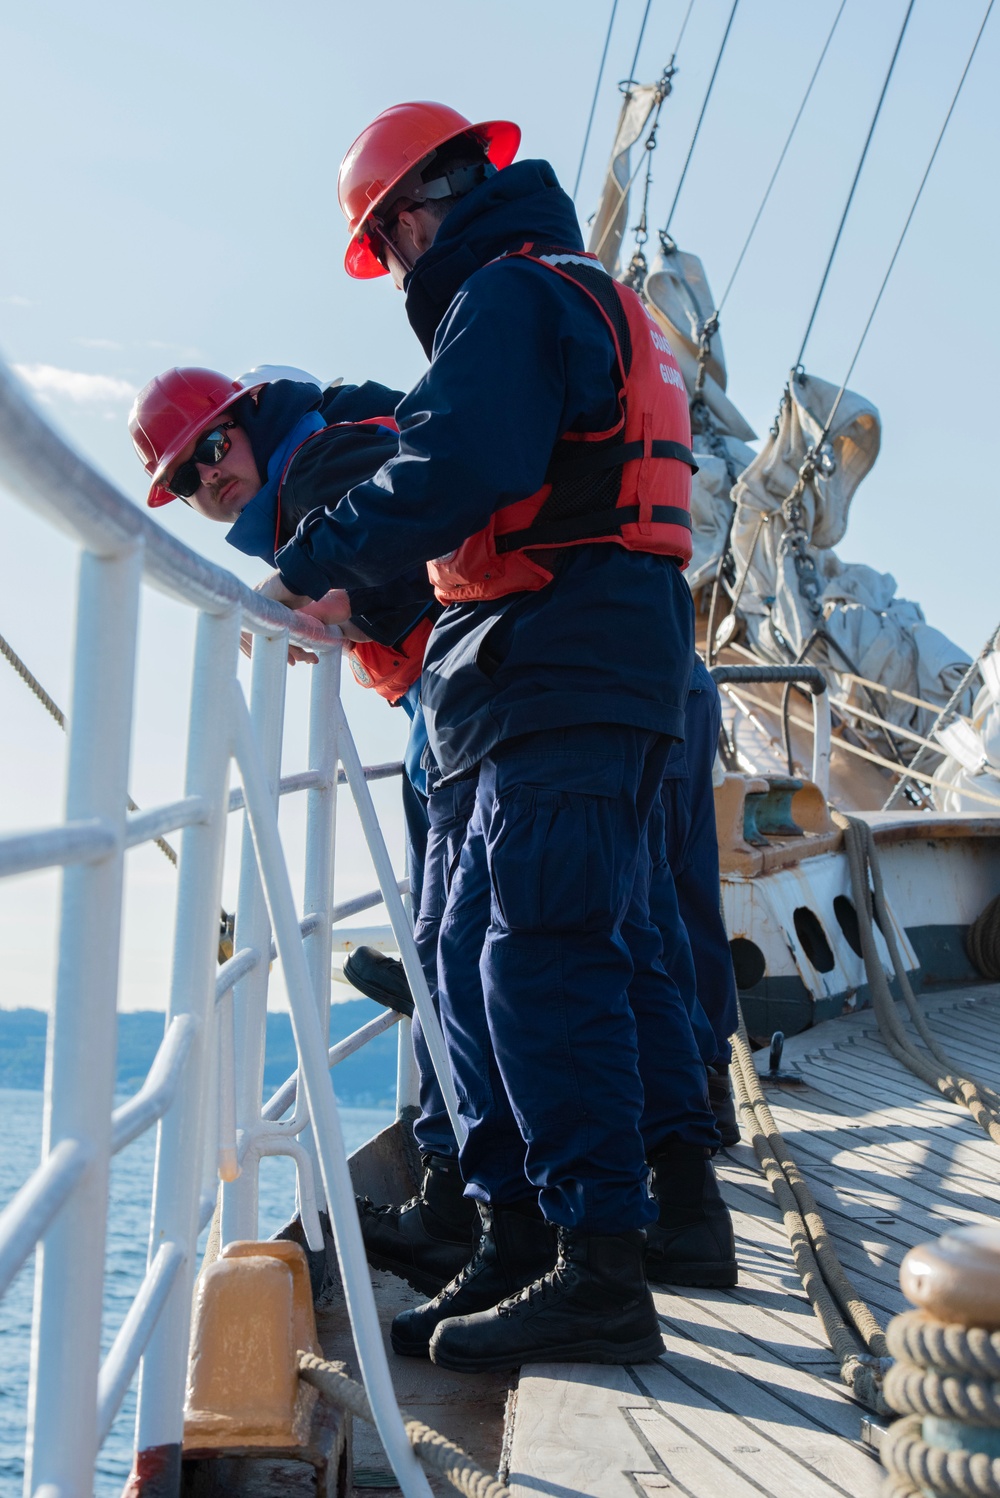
[390,1328,433,1359]
[646,1258,738,1288]
[429,1330,665,1373]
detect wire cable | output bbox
[819,0,995,440]
[795,0,916,367]
[671,0,698,61]
[662,0,741,237]
[627,0,654,83]
[573,0,620,200]
[717,0,847,313]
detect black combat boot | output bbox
[645,1141,738,1287]
[273,1210,337,1303]
[429,1226,664,1373]
[358,1153,478,1295]
[708,1065,741,1147]
[391,1198,557,1358]
[343,945,414,1017]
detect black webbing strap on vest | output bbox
[497,503,693,552]
[544,438,698,481]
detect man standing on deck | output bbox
[257,102,734,1371]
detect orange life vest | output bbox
[427,245,697,606]
[278,416,431,703]
[347,614,433,703]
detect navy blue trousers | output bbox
[437,722,716,1234]
[410,776,479,1157]
[661,668,738,1067]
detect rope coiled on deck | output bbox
[298,1352,512,1498]
[729,1013,891,1413]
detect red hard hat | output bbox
[129,367,257,508]
[338,101,521,280]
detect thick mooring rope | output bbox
[881,1413,1000,1497]
[729,1014,890,1412]
[842,817,1000,1146]
[298,1352,512,1498]
[967,894,1000,983]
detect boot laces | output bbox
[358,1192,420,1220]
[497,1249,570,1318]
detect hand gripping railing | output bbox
[0,355,455,1498]
[710,663,831,797]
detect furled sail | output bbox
[588,85,662,275]
[933,653,1000,811]
[728,370,971,751]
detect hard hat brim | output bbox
[146,383,262,508]
[344,117,521,280]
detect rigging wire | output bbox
[661,0,741,238]
[671,0,698,61]
[818,0,996,441]
[794,0,917,368]
[627,0,654,84]
[573,0,620,200]
[717,0,847,314]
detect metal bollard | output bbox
[880,1224,1000,1496]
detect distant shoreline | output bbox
[0,1004,398,1108]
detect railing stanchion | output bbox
[133,605,241,1476]
[222,631,288,1245]
[297,646,342,1210]
[25,542,143,1498]
[232,683,435,1498]
[334,700,466,1146]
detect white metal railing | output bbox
[0,355,461,1498]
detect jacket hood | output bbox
[235,380,324,481]
[404,159,584,356]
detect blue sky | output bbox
[0,0,997,1009]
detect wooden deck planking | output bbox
[507,985,999,1495]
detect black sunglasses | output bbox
[167,421,237,499]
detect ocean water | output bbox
[0,1088,393,1497]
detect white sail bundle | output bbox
[727,370,971,751]
[932,652,1000,812]
[588,84,664,275]
[642,245,756,586]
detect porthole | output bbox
[729,937,767,990]
[834,895,863,958]
[792,907,835,973]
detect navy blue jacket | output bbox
[275,161,694,776]
[226,379,435,649]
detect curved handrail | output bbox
[0,356,340,647]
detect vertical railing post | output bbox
[221,631,288,1245]
[133,605,241,1484]
[25,542,143,1498]
[396,1019,421,1117]
[299,646,342,1185]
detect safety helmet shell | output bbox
[235,364,324,388]
[337,101,521,280]
[129,367,260,508]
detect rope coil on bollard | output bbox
[881,1413,1000,1497]
[298,1352,512,1498]
[882,1311,1000,1495]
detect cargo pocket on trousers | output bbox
[487,753,624,934]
